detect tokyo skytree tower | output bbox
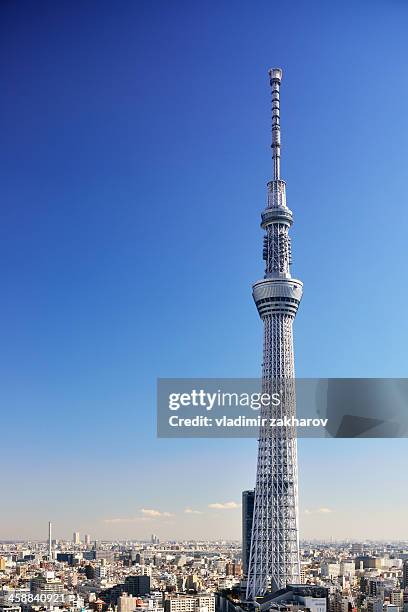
[246,69,302,600]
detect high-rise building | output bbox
[48,522,52,559]
[73,532,80,545]
[356,556,382,570]
[134,552,144,565]
[367,598,383,612]
[185,574,202,592]
[95,550,115,563]
[226,563,242,578]
[321,562,341,579]
[242,490,254,576]
[31,574,64,598]
[368,579,385,600]
[403,561,408,589]
[56,553,75,565]
[340,560,355,577]
[402,589,408,612]
[95,566,108,579]
[123,575,150,596]
[246,68,302,599]
[84,534,91,546]
[351,543,364,555]
[391,591,404,608]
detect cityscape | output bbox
[3,530,408,612]
[2,5,408,612]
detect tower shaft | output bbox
[48,521,52,560]
[246,69,302,600]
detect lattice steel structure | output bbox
[246,69,302,600]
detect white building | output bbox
[164,595,215,612]
[340,561,355,577]
[302,597,327,612]
[321,563,341,579]
[118,594,137,612]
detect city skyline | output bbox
[1,0,408,544]
[6,517,408,546]
[5,532,408,545]
[3,533,408,612]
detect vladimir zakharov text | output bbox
[168,415,329,428]
[168,390,281,411]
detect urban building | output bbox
[241,491,254,577]
[390,590,403,607]
[367,598,383,612]
[118,594,138,612]
[340,561,355,577]
[321,563,341,579]
[48,522,52,559]
[164,595,215,612]
[124,575,150,597]
[403,561,408,589]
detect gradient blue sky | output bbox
[1,0,408,542]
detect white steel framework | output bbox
[246,68,302,600]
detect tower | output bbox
[48,521,52,559]
[246,69,302,600]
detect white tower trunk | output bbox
[246,69,302,600]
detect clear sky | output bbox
[1,0,408,542]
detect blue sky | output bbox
[0,0,408,541]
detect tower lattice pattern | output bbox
[246,69,302,600]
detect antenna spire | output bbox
[269,68,283,180]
